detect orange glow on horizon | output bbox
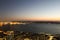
[1,17,60,21]
[19,17,60,21]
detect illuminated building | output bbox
[6,31,14,40]
[0,32,7,40]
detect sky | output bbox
[0,0,60,21]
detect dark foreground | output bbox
[0,22,60,40]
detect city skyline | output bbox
[0,0,60,21]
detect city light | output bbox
[0,22,26,26]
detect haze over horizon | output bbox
[0,0,60,21]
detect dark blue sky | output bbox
[0,0,60,21]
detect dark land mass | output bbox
[17,21,60,24]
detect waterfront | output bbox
[1,22,60,34]
[0,22,60,40]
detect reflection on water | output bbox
[1,22,60,34]
[0,22,60,40]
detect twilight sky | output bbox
[0,0,60,21]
